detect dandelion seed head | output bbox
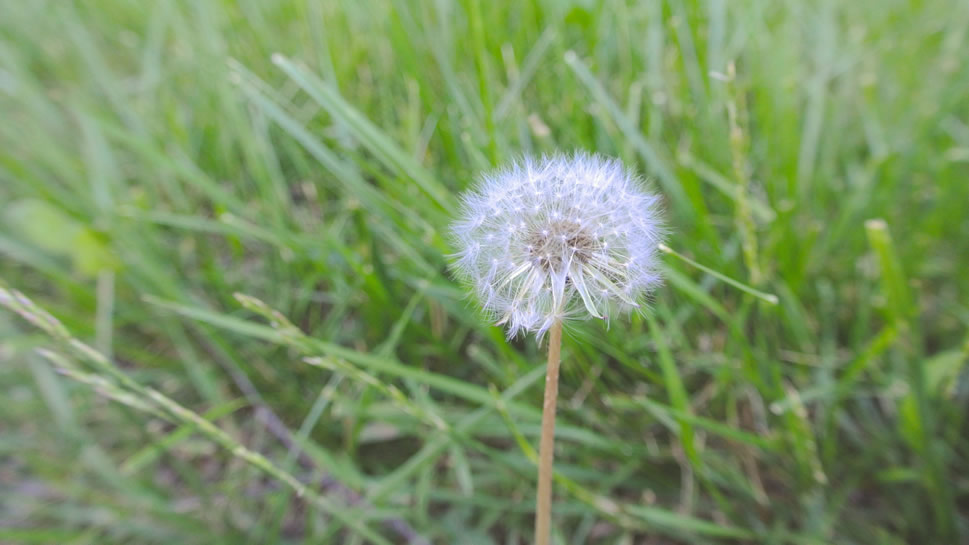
[450,152,665,338]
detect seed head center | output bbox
[527,219,599,272]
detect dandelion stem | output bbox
[535,319,563,545]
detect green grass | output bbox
[2,0,968,543]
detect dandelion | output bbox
[451,152,664,337]
[449,152,665,545]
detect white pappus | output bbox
[450,152,665,338]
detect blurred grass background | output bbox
[1,0,968,543]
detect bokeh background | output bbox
[2,1,968,543]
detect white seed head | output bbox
[450,152,665,338]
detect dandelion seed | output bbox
[449,152,665,338]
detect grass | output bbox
[1,0,968,543]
